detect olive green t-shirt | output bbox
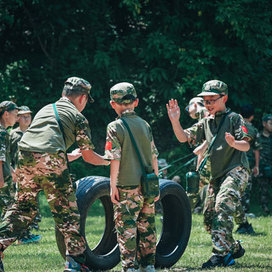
[9,127,24,168]
[104,110,158,187]
[19,97,95,153]
[185,108,250,181]
[0,125,12,181]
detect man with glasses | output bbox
[167,79,254,268]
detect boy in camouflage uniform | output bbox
[167,80,253,268]
[0,101,19,217]
[0,77,110,272]
[10,106,32,169]
[258,114,272,214]
[104,82,159,272]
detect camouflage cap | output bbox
[262,114,272,122]
[198,80,228,96]
[158,158,168,168]
[0,101,19,116]
[64,77,94,103]
[110,82,137,104]
[18,105,32,115]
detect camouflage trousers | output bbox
[241,173,254,213]
[258,176,272,209]
[203,166,249,256]
[0,176,16,217]
[0,151,86,258]
[114,186,156,271]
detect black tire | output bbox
[55,177,191,270]
[155,179,192,268]
[55,176,120,271]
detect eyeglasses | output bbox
[203,96,223,105]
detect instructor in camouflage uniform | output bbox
[0,77,110,272]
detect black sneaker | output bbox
[232,241,245,259]
[202,253,235,269]
[236,222,255,234]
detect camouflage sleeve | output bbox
[232,114,249,141]
[104,122,122,160]
[75,114,95,150]
[0,130,7,162]
[184,120,205,146]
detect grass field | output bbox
[2,193,272,272]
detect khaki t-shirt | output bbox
[19,97,94,153]
[104,110,158,187]
[185,108,250,181]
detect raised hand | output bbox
[166,99,181,122]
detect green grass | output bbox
[2,193,272,272]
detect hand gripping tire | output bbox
[55,176,191,270]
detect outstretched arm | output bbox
[81,149,110,166]
[166,99,188,143]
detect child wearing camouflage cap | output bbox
[167,80,254,268]
[0,101,19,218]
[104,82,159,272]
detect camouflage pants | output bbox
[203,166,248,256]
[114,187,156,271]
[0,151,86,258]
[241,173,254,213]
[258,177,272,209]
[0,176,16,217]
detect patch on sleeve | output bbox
[241,126,248,134]
[105,141,112,150]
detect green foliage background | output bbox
[1,0,272,179]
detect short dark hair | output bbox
[240,104,255,119]
[62,85,87,98]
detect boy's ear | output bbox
[79,94,86,104]
[223,95,228,103]
[110,100,116,109]
[133,98,139,107]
